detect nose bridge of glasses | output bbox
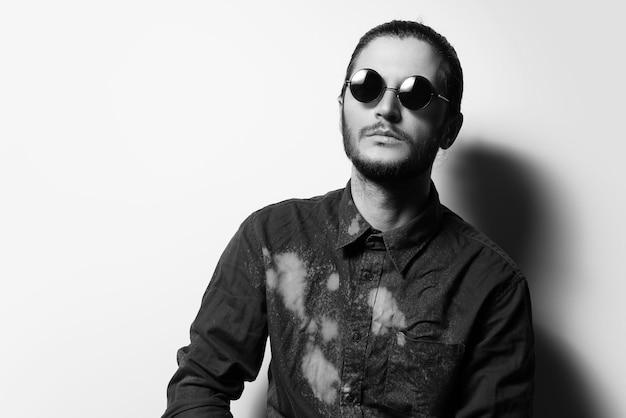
[384,86,400,95]
[376,86,403,114]
[381,86,409,110]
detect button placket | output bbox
[339,237,386,415]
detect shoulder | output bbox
[238,187,345,238]
[258,187,343,215]
[441,206,519,267]
[437,205,526,297]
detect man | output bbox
[163,20,534,417]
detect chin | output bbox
[351,155,430,182]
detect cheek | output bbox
[343,100,375,128]
[418,105,448,133]
[403,110,447,141]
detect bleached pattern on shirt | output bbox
[319,315,339,342]
[301,343,341,404]
[305,315,339,343]
[263,248,341,405]
[347,213,362,236]
[368,287,407,346]
[263,247,277,289]
[326,272,339,291]
[264,251,308,320]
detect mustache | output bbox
[359,122,414,142]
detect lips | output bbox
[367,129,404,141]
[360,123,412,142]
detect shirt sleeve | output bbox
[162,216,268,418]
[455,276,535,417]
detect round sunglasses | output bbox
[345,68,449,111]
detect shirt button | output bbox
[352,332,361,342]
[346,394,356,403]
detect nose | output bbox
[375,88,402,123]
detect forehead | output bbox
[352,36,443,84]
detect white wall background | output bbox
[1,1,624,417]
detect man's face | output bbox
[340,36,453,182]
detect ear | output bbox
[338,94,344,132]
[440,112,463,150]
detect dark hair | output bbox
[343,20,463,116]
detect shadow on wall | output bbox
[442,141,605,418]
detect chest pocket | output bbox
[384,335,465,417]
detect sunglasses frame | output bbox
[344,68,450,111]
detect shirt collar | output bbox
[335,180,443,273]
[335,181,371,249]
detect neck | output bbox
[350,167,432,232]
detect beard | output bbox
[341,112,440,183]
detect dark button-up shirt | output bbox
[163,182,534,417]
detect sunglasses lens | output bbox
[349,69,383,103]
[398,76,434,110]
